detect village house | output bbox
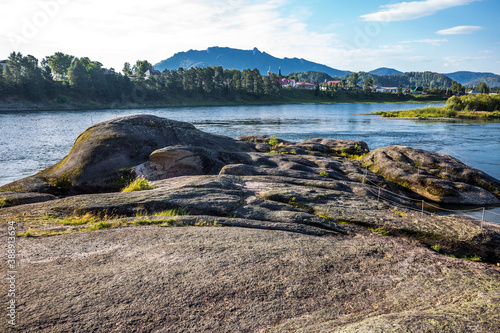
[144,69,161,79]
[52,73,68,81]
[279,78,296,88]
[410,86,424,94]
[296,82,316,90]
[375,86,398,93]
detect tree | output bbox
[450,81,463,95]
[242,69,254,93]
[122,62,132,76]
[363,78,373,93]
[4,52,45,100]
[397,84,403,95]
[233,70,242,91]
[314,81,320,96]
[253,69,263,96]
[348,72,359,90]
[133,60,153,78]
[68,58,89,93]
[476,82,489,94]
[47,52,74,75]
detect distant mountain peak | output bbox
[154,46,349,77]
[369,67,403,76]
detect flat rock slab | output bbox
[8,227,500,332]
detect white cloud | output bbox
[361,0,478,22]
[443,55,490,67]
[400,38,448,46]
[436,26,483,35]
[0,0,341,70]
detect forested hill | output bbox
[154,47,350,78]
[464,75,500,88]
[443,71,495,84]
[287,71,338,83]
[358,71,453,88]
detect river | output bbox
[1,102,499,222]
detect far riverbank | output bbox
[0,90,447,112]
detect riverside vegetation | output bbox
[1,115,500,332]
[0,51,446,111]
[371,93,500,119]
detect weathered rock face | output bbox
[1,115,255,194]
[364,145,500,205]
[134,146,253,180]
[299,138,370,155]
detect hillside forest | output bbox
[0,52,497,105]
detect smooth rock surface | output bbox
[364,145,500,205]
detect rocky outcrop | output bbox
[1,115,255,194]
[364,145,500,205]
[2,114,500,260]
[3,115,500,333]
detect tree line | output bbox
[0,52,282,104]
[0,51,496,105]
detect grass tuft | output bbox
[194,219,222,227]
[462,254,481,262]
[319,170,329,177]
[121,176,156,192]
[0,197,14,208]
[88,221,112,230]
[431,244,441,253]
[268,135,279,146]
[369,227,390,236]
[153,208,189,216]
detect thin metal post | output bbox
[421,200,424,217]
[481,207,485,231]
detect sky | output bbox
[1,0,499,74]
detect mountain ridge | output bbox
[442,71,495,84]
[154,46,350,77]
[153,46,497,86]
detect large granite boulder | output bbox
[364,145,500,205]
[0,115,255,194]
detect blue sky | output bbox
[1,0,498,74]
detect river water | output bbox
[1,102,499,222]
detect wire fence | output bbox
[360,168,500,230]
